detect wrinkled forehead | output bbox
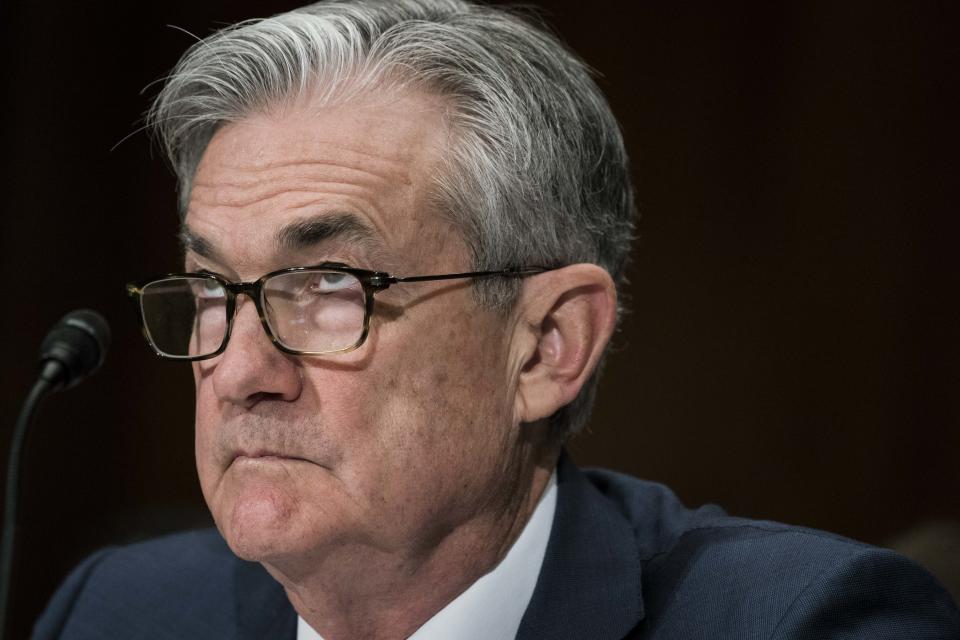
[182,90,466,275]
[195,89,448,175]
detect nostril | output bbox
[244,391,288,408]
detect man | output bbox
[34,1,959,638]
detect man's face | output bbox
[185,91,527,567]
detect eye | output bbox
[197,277,225,299]
[309,271,354,293]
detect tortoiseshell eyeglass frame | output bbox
[125,263,554,360]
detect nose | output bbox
[209,296,302,408]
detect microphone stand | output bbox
[0,363,59,640]
[0,310,109,639]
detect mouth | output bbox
[230,450,310,464]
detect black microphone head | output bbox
[38,309,111,390]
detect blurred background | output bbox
[1,1,957,636]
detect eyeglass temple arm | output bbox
[381,266,550,286]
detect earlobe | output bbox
[513,264,617,425]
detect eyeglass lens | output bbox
[138,270,367,357]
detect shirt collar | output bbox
[297,471,558,640]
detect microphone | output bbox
[0,310,111,639]
[37,309,111,390]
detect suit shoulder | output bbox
[32,529,268,639]
[65,528,241,592]
[100,528,236,573]
[75,528,247,600]
[581,466,869,563]
[580,468,960,638]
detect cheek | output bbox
[371,316,513,472]
[192,366,224,495]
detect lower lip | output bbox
[233,454,303,464]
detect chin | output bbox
[214,485,304,562]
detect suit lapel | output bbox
[516,454,644,640]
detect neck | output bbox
[267,447,559,640]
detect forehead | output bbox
[184,90,456,273]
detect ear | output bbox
[512,264,618,425]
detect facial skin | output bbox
[185,89,562,638]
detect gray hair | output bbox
[149,0,636,438]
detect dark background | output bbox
[1,1,957,637]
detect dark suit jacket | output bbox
[34,457,960,639]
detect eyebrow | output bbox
[179,212,384,265]
[179,226,217,261]
[275,212,380,254]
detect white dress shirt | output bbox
[297,472,558,640]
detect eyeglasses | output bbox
[126,264,551,360]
